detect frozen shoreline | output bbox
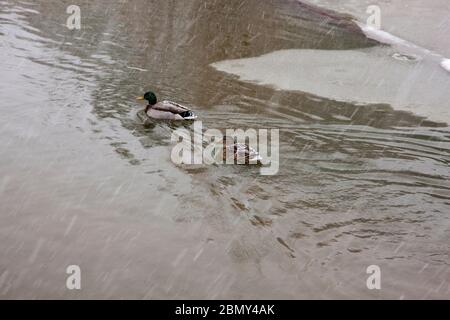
[354,22,450,75]
[304,0,450,57]
[304,0,450,74]
[211,1,450,124]
[211,47,450,124]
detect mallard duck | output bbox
[136,91,197,120]
[222,136,262,164]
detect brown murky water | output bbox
[0,0,449,299]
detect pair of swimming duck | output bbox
[136,91,262,164]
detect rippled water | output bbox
[0,0,449,299]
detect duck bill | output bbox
[136,96,145,100]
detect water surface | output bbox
[0,0,449,299]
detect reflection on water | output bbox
[0,0,449,299]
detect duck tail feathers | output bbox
[180,110,197,120]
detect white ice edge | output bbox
[441,59,450,73]
[355,21,450,74]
